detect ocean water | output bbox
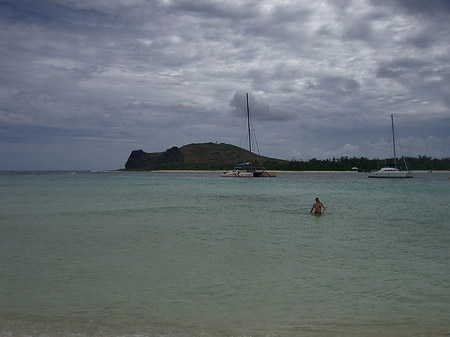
[1,170,449,337]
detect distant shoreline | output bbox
[144,170,449,173]
[2,170,448,173]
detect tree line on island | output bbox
[124,143,450,171]
[263,156,450,172]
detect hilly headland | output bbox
[124,142,285,171]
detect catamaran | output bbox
[221,93,277,178]
[368,114,413,178]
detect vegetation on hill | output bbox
[124,143,450,171]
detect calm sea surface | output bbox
[1,171,449,337]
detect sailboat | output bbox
[221,93,277,178]
[368,114,413,178]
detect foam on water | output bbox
[1,171,449,336]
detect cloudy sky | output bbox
[1,0,449,170]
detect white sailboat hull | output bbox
[221,170,254,177]
[368,168,413,178]
[221,170,277,177]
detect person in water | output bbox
[310,197,326,214]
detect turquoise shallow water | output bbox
[1,171,449,337]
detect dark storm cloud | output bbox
[167,0,259,19]
[386,0,450,16]
[316,77,361,96]
[230,92,295,122]
[0,0,449,169]
[376,68,404,79]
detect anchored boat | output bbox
[368,114,413,178]
[221,93,277,178]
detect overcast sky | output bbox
[1,0,449,170]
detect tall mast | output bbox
[246,93,252,170]
[391,114,397,168]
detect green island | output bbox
[124,142,450,171]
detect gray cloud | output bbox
[0,0,449,169]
